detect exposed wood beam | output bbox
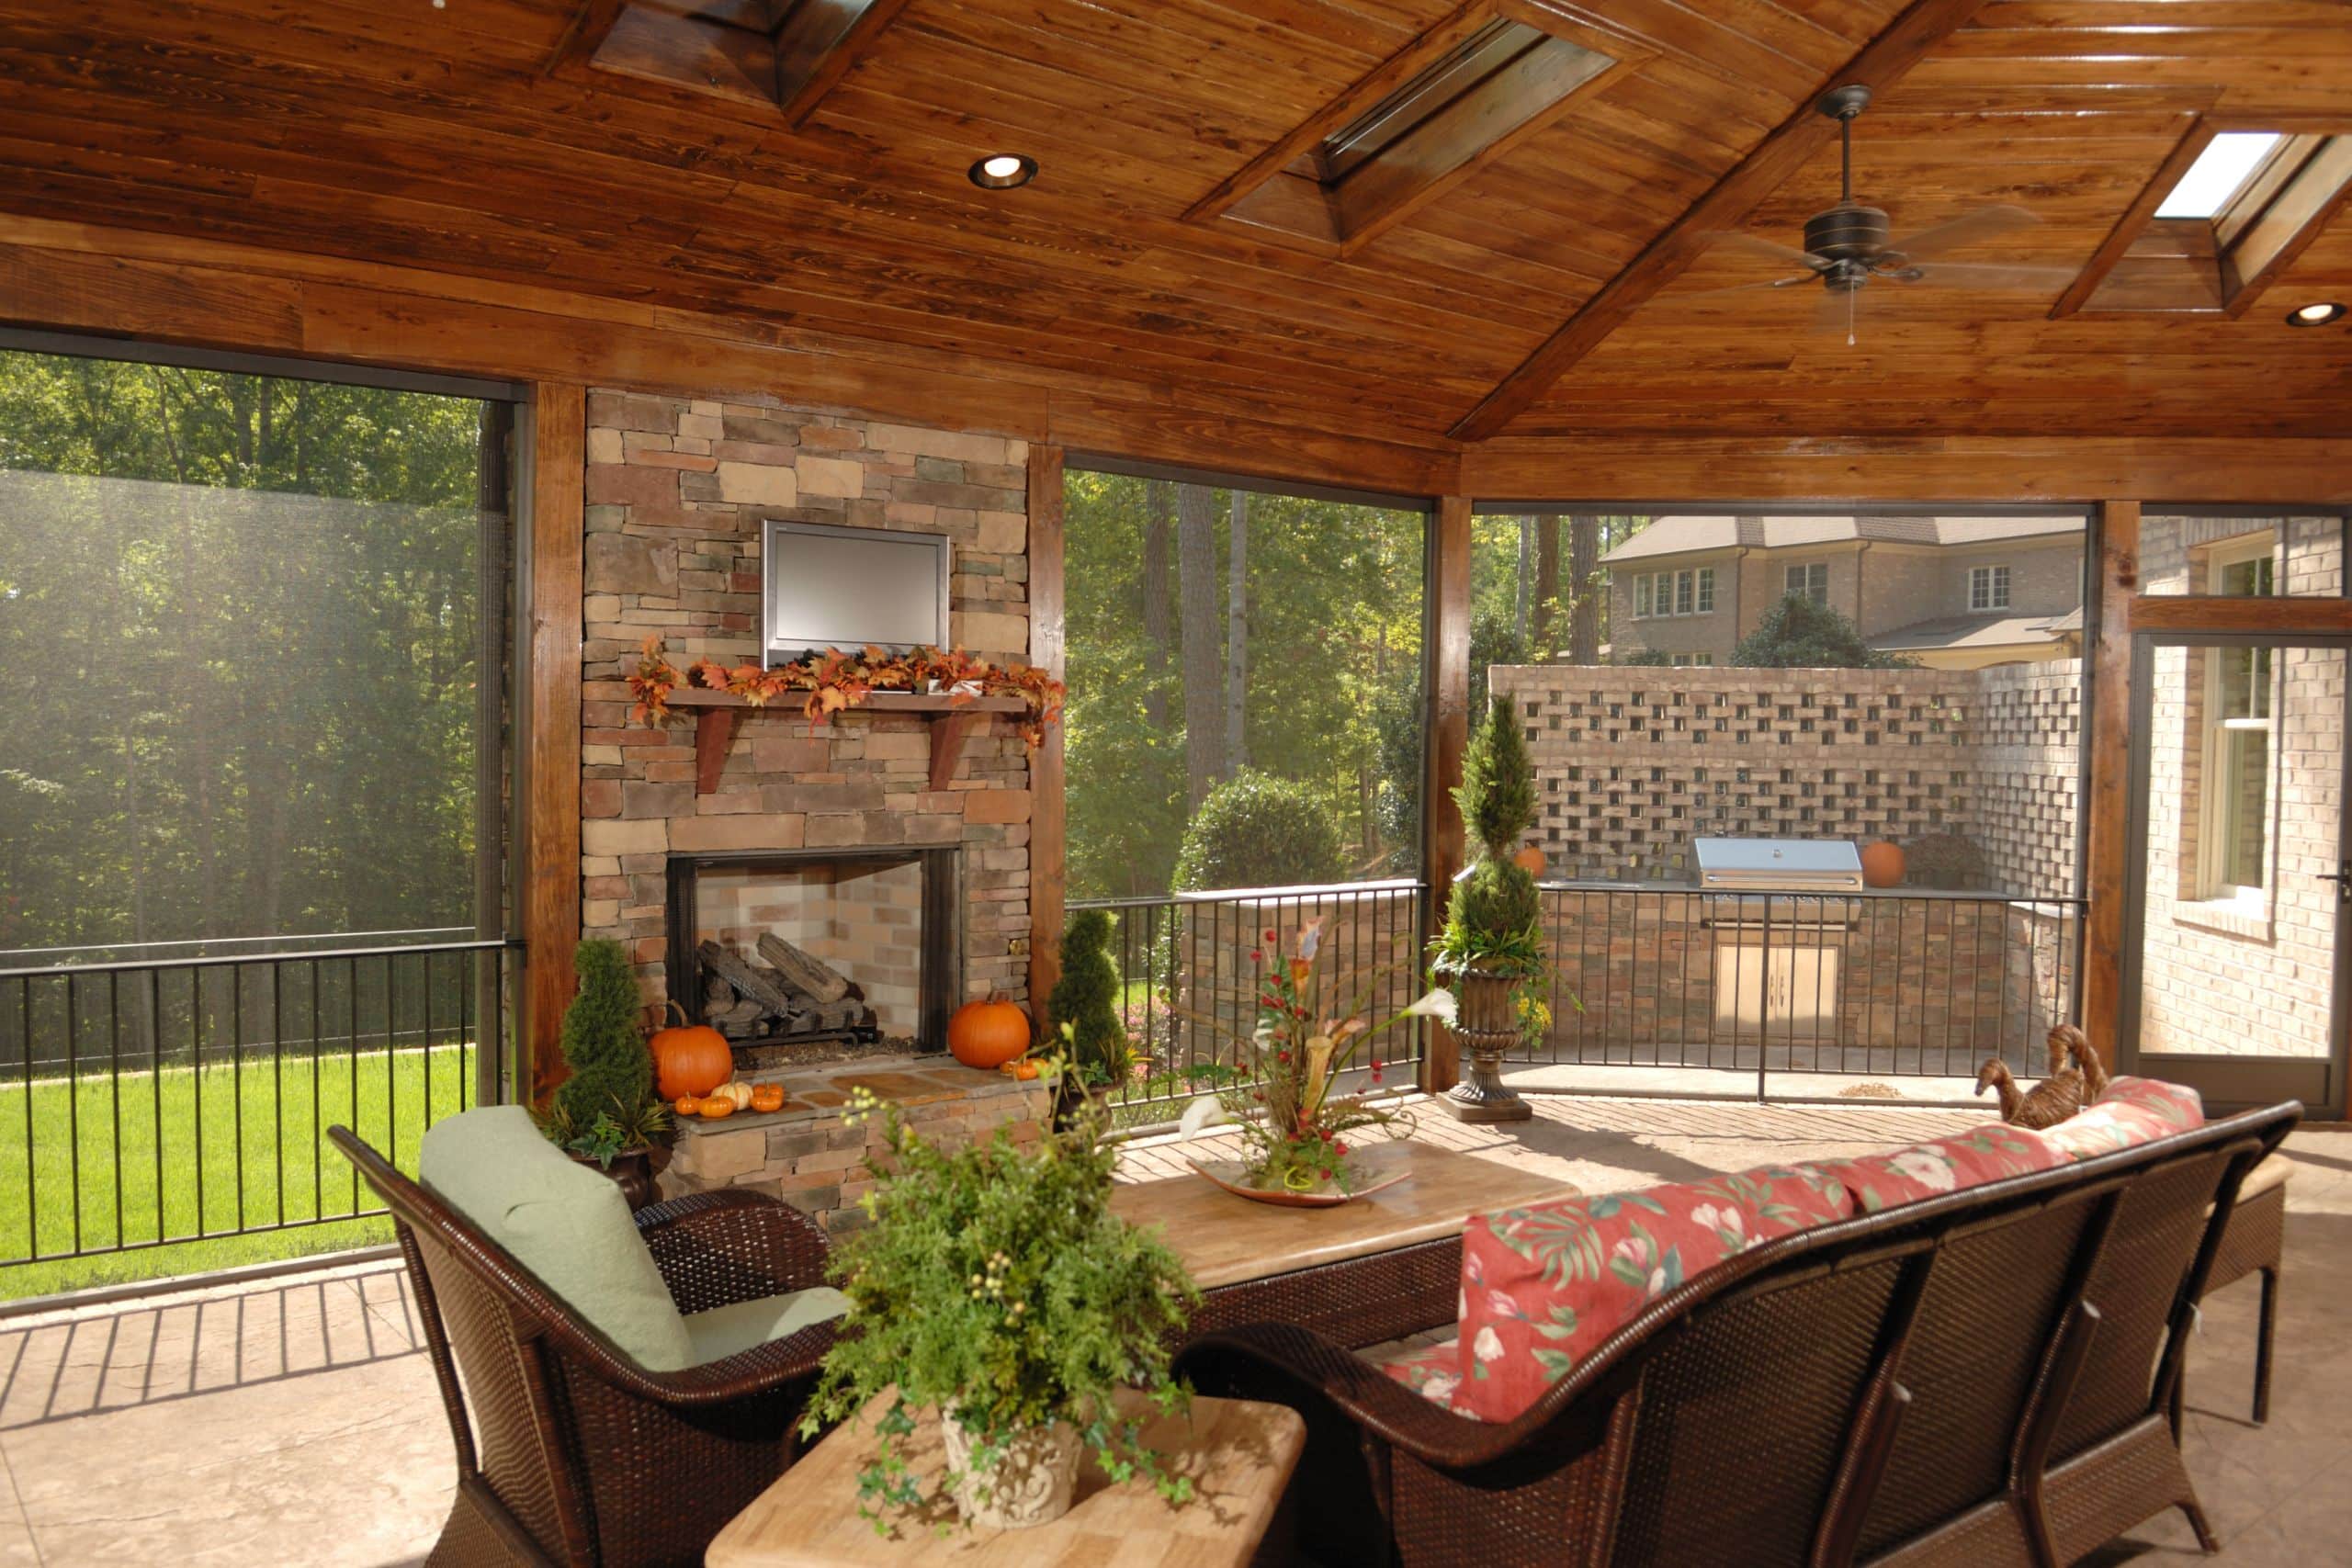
[777,0,915,127]
[2079,501,2137,1074]
[1420,495,1473,1096]
[1026,444,1068,1023]
[2052,117,2216,319]
[526,384,587,1105]
[1447,0,1997,441]
[2130,595,2352,637]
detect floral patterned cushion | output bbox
[1372,1336,1483,1419]
[1804,1123,2066,1214]
[2041,1100,2177,1161]
[1452,1165,1853,1424]
[2097,1076,2205,1130]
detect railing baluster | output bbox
[109,972,122,1254]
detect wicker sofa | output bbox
[330,1124,841,1568]
[1175,1096,2299,1568]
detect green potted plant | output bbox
[1046,909,1135,1116]
[536,937,673,1208]
[1427,693,1548,1122]
[801,1070,1198,1532]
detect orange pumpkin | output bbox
[651,1001,733,1100]
[673,1094,703,1117]
[750,1084,786,1113]
[1860,840,1906,890]
[696,1097,737,1120]
[1001,1058,1042,1081]
[948,993,1031,1069]
[1512,843,1548,878]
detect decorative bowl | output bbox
[1187,1156,1410,1208]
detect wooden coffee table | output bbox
[1111,1140,1572,1348]
[706,1388,1305,1567]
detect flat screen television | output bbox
[761,519,951,666]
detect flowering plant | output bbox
[1182,917,1453,1195]
[627,635,1066,746]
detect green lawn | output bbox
[0,1043,475,1301]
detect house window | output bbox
[1634,574,1653,618]
[1969,565,2011,611]
[1634,568,1716,619]
[1670,652,1713,668]
[1674,570,1694,615]
[2211,537,2277,597]
[2201,645,2273,900]
[1695,568,1715,614]
[1786,563,1829,604]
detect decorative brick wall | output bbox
[574,390,1035,1018]
[1491,661,2082,897]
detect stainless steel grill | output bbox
[1695,839,1863,1043]
[1693,837,1865,893]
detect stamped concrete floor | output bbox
[0,1095,2341,1566]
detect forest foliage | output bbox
[0,349,498,957]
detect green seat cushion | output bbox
[683,1288,851,1365]
[420,1105,695,1371]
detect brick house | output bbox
[1604,514,2085,670]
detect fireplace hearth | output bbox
[665,848,958,1058]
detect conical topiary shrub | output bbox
[553,937,654,1133]
[1048,908,1132,1091]
[1453,690,1537,862]
[1430,694,1545,1123]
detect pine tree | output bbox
[553,937,653,1130]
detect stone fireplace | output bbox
[665,846,959,1059]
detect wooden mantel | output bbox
[664,687,1028,795]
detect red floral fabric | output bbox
[1452,1164,1852,1424]
[1372,1337,1482,1419]
[1803,1123,2066,1214]
[2098,1076,2205,1130]
[2041,1100,2174,1161]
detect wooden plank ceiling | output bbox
[0,0,2343,446]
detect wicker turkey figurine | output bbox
[1976,1023,2109,1129]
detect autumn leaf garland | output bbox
[627,635,1066,746]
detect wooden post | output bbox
[525,384,586,1104]
[2079,500,2139,1075]
[1026,445,1068,1025]
[1421,495,1472,1093]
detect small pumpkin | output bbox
[650,1001,733,1100]
[673,1094,703,1117]
[948,992,1032,1069]
[1512,843,1548,877]
[706,1079,754,1111]
[1001,1057,1042,1081]
[696,1097,737,1120]
[750,1083,786,1113]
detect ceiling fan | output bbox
[1693,85,2079,344]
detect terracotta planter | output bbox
[940,1409,1082,1529]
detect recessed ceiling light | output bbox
[2287,300,2346,326]
[968,154,1037,190]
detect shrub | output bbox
[1048,909,1132,1087]
[1452,692,1536,861]
[1170,768,1343,891]
[1732,592,1915,669]
[551,938,655,1137]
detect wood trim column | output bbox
[1421,495,1473,1093]
[1026,444,1068,1023]
[525,383,585,1103]
[2080,500,2139,1074]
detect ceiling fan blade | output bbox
[1882,202,2038,261]
[1679,273,1822,298]
[1898,260,2082,290]
[1708,231,1832,270]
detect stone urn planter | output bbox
[1443,964,1533,1124]
[940,1409,1083,1529]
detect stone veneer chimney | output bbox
[575,391,1035,1019]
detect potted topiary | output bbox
[800,1073,1197,1531]
[536,937,673,1209]
[1427,693,1548,1123]
[1046,909,1134,1118]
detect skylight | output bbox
[2154,132,2284,220]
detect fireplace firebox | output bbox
[664,848,958,1057]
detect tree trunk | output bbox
[1225,491,1247,773]
[1532,513,1561,663]
[1177,483,1225,807]
[1569,513,1600,664]
[1142,479,1172,728]
[1516,515,1532,646]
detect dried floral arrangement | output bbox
[627,636,1066,745]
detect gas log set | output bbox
[695,933,879,1045]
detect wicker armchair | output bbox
[329,1126,840,1568]
[1175,1102,2299,1568]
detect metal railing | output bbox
[1,937,514,1273]
[1069,879,1429,1114]
[1517,883,2084,1087]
